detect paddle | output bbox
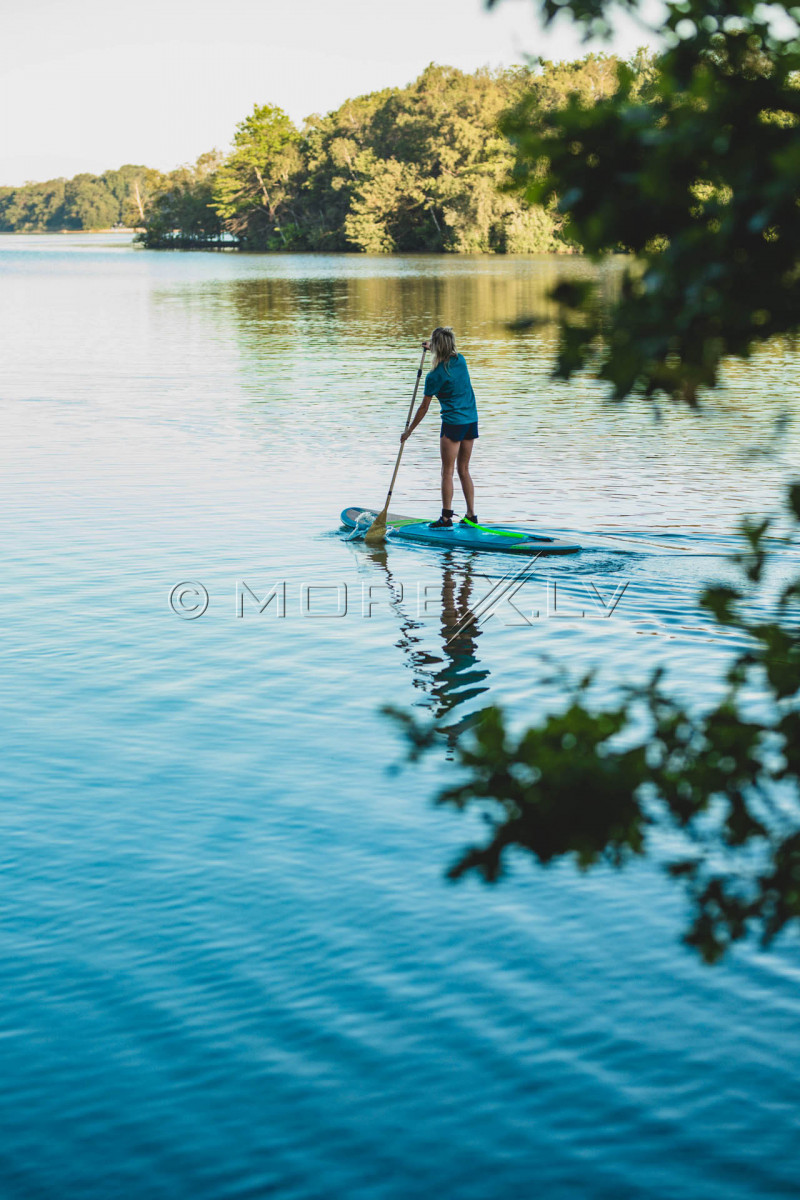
[364,344,428,544]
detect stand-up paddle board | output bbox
[341,507,581,555]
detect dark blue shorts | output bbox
[441,421,479,442]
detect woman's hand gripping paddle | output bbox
[364,345,428,544]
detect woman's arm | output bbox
[400,395,431,442]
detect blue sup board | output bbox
[341,507,581,555]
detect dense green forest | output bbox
[0,54,650,253]
[0,164,162,233]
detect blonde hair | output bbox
[430,326,457,370]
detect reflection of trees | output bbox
[358,544,490,742]
[216,258,599,354]
[204,260,610,425]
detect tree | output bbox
[0,178,66,231]
[296,63,577,254]
[212,104,304,248]
[134,153,223,249]
[378,63,523,252]
[343,152,427,253]
[300,88,397,250]
[102,164,163,227]
[62,173,119,229]
[497,0,800,401]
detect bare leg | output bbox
[457,438,476,516]
[440,436,459,511]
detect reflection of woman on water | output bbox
[361,542,489,736]
[433,558,490,733]
[399,327,479,530]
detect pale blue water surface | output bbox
[1,233,799,1198]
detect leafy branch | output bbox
[498,0,800,401]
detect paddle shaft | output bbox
[377,346,428,518]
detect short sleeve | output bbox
[424,367,440,396]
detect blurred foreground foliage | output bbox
[390,484,800,963]
[495,0,800,400]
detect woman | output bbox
[400,326,479,529]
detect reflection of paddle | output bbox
[365,345,428,544]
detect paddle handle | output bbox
[380,346,428,515]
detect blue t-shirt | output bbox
[424,354,478,425]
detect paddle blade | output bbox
[364,509,388,543]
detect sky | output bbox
[0,0,656,186]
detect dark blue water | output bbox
[1,234,798,1198]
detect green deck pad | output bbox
[462,518,526,540]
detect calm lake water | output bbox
[2,233,799,1199]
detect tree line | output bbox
[0,55,651,252]
[143,56,641,253]
[0,164,162,233]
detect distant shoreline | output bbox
[0,227,138,235]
